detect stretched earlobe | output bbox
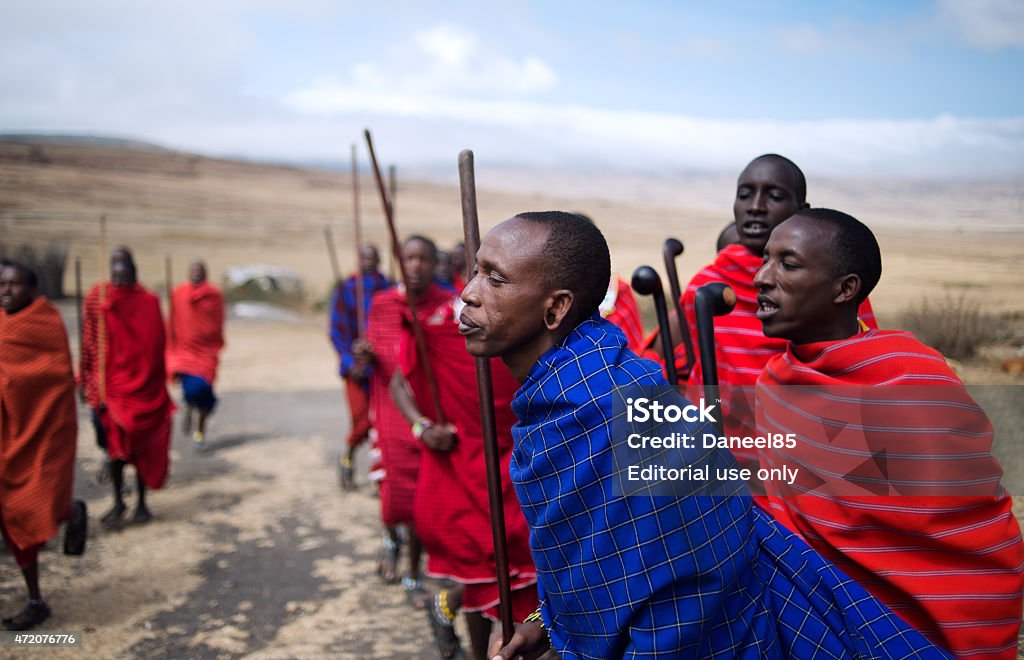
[544,289,575,330]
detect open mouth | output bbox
[741,220,769,237]
[756,294,779,320]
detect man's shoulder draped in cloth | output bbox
[510,315,945,659]
[398,294,536,618]
[681,244,878,468]
[365,282,451,525]
[757,328,1024,659]
[166,279,225,384]
[0,296,77,549]
[81,282,173,489]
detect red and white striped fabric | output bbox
[365,284,452,526]
[682,244,877,465]
[757,329,1024,658]
[603,276,645,354]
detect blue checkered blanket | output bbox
[509,316,947,659]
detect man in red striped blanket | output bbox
[1,262,79,630]
[390,291,537,660]
[681,155,877,489]
[754,207,1024,658]
[362,237,454,588]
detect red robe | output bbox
[166,280,225,384]
[366,284,452,526]
[757,329,1024,658]
[80,282,173,489]
[0,297,77,550]
[602,277,645,354]
[683,244,877,470]
[399,297,537,617]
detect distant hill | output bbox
[0,134,314,179]
[0,133,172,151]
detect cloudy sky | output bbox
[2,0,1022,178]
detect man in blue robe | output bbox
[459,211,945,659]
[329,244,390,489]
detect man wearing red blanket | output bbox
[361,237,453,588]
[391,293,537,660]
[80,248,173,526]
[682,155,877,484]
[1,263,79,630]
[166,260,225,449]
[754,208,1024,658]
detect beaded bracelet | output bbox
[411,417,432,440]
[523,607,545,629]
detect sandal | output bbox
[95,457,111,485]
[101,502,126,527]
[403,576,430,609]
[2,599,51,631]
[376,533,401,584]
[426,591,463,659]
[338,454,356,491]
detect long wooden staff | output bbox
[387,164,397,282]
[352,144,366,338]
[165,254,175,346]
[75,256,83,354]
[97,215,107,405]
[662,238,695,373]
[323,226,341,284]
[631,266,679,385]
[363,129,445,424]
[694,283,736,439]
[458,149,514,644]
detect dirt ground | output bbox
[1,139,1022,658]
[2,307,468,659]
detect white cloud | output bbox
[279,74,1024,177]
[0,3,1019,181]
[415,23,476,68]
[937,0,1024,50]
[344,22,558,97]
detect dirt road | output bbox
[1,310,456,659]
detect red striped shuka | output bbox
[756,329,1024,658]
[366,283,452,526]
[682,244,877,470]
[601,276,645,354]
[80,282,173,489]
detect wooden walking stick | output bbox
[97,215,108,406]
[363,128,445,424]
[74,256,83,354]
[351,144,366,338]
[662,238,695,373]
[694,282,736,438]
[631,266,678,386]
[458,148,515,645]
[165,254,175,346]
[323,225,342,285]
[387,164,398,282]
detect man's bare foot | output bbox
[377,534,401,584]
[131,506,152,524]
[101,502,126,526]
